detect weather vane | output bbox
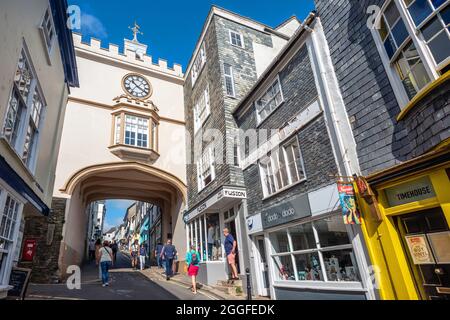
[128,21,143,42]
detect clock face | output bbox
[123,74,151,98]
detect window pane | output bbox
[3,90,24,146]
[314,215,351,247]
[391,19,409,46]
[441,5,450,24]
[289,223,316,251]
[421,16,444,41]
[427,31,450,64]
[272,255,295,281]
[408,0,433,25]
[269,230,290,253]
[384,1,400,27]
[384,34,397,59]
[431,0,447,9]
[22,121,37,165]
[322,249,361,282]
[294,252,323,281]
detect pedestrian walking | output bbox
[139,244,147,271]
[155,242,164,268]
[130,239,139,270]
[160,239,177,280]
[186,244,200,294]
[97,241,114,287]
[111,241,118,264]
[223,228,239,280]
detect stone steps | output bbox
[214,279,244,296]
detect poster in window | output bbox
[427,231,450,264]
[337,182,361,225]
[405,235,435,265]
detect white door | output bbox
[255,236,270,297]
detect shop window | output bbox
[272,255,295,281]
[294,252,323,281]
[2,47,45,173]
[268,214,361,283]
[187,213,223,262]
[373,0,450,108]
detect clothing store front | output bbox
[184,186,247,285]
[246,184,370,300]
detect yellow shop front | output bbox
[355,147,450,300]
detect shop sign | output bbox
[21,239,37,262]
[184,187,247,223]
[384,176,436,207]
[261,194,311,229]
[337,182,361,225]
[405,234,435,265]
[246,213,263,235]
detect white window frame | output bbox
[229,30,245,48]
[371,0,449,109]
[1,44,46,174]
[258,137,306,198]
[0,182,25,287]
[193,86,211,133]
[123,115,149,149]
[267,213,362,285]
[196,145,216,192]
[223,63,236,98]
[39,4,57,61]
[191,42,207,87]
[255,75,284,125]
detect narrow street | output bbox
[26,252,213,300]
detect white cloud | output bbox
[80,13,108,39]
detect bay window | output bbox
[255,77,284,124]
[258,138,305,197]
[269,214,361,283]
[125,115,148,148]
[193,86,211,133]
[2,47,45,173]
[373,0,450,107]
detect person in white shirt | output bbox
[97,241,113,287]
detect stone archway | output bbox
[52,162,186,280]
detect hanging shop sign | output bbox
[21,239,37,262]
[261,193,311,229]
[384,176,436,207]
[337,182,361,225]
[405,234,435,265]
[246,213,263,235]
[354,176,382,222]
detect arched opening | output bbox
[55,162,186,278]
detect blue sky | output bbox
[68,0,315,68]
[103,200,134,231]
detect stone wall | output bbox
[18,197,66,283]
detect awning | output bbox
[0,156,49,216]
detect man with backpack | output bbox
[160,239,177,280]
[185,244,200,294]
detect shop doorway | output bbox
[224,208,240,274]
[255,236,270,297]
[396,207,450,300]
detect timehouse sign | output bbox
[384,176,436,207]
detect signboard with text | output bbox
[384,176,436,207]
[405,234,435,265]
[261,194,311,229]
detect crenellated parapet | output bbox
[72,32,183,78]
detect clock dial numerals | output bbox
[123,75,151,98]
